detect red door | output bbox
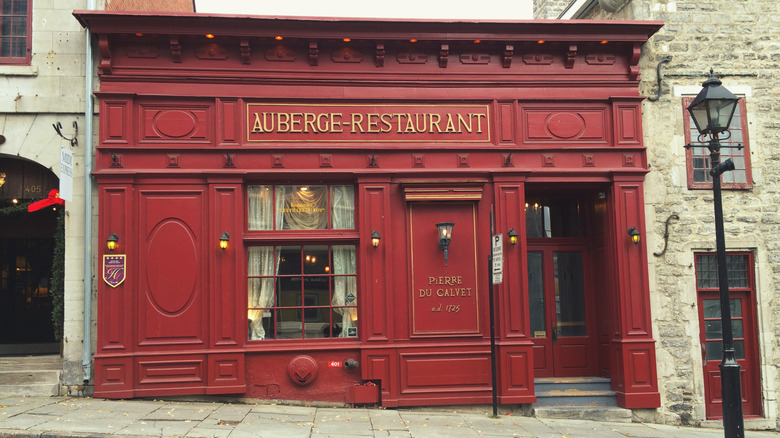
[696,252,761,419]
[528,243,596,377]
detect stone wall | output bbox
[564,0,780,429]
[533,0,576,18]
[0,1,94,387]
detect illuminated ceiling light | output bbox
[135,32,144,37]
[205,33,215,39]
[473,39,481,44]
[300,186,309,191]
[409,38,418,43]
[601,40,609,44]
[275,35,283,41]
[343,38,351,42]
[537,39,545,44]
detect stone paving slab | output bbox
[0,396,778,438]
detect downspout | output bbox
[82,0,95,383]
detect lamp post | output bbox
[686,70,744,438]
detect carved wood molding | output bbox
[169,38,182,63]
[566,44,577,69]
[98,35,112,74]
[375,44,385,67]
[503,44,514,68]
[308,42,318,66]
[240,39,251,64]
[439,44,449,68]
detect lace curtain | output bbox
[330,186,357,336]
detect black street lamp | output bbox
[687,70,744,438]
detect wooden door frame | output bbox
[528,238,597,377]
[695,251,762,419]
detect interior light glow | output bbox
[537,40,545,44]
[275,36,283,41]
[343,38,351,42]
[409,38,418,43]
[205,33,215,39]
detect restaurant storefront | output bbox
[75,11,662,409]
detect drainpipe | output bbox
[82,0,95,384]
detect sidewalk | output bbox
[0,395,777,438]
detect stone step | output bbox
[0,356,62,397]
[533,405,632,423]
[535,376,612,393]
[534,377,617,407]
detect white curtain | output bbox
[330,186,357,336]
[247,185,278,340]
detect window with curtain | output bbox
[246,185,357,340]
[1,0,31,64]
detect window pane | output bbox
[248,185,273,230]
[527,252,545,337]
[248,244,357,341]
[330,185,355,229]
[525,198,580,238]
[735,340,745,360]
[277,185,327,230]
[705,320,722,340]
[697,254,748,289]
[554,252,586,337]
[733,320,743,339]
[703,299,720,319]
[707,341,722,361]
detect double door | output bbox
[528,243,596,377]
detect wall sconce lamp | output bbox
[219,231,230,251]
[106,233,119,252]
[627,227,641,245]
[508,228,519,246]
[436,222,455,267]
[371,230,381,248]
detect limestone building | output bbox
[536,0,780,429]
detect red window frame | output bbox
[683,97,752,190]
[0,0,32,65]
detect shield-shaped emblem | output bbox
[103,254,126,288]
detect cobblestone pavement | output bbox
[0,396,777,437]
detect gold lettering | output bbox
[457,114,471,133]
[404,114,417,133]
[367,113,381,133]
[419,288,432,298]
[472,113,487,133]
[304,113,317,133]
[289,113,304,133]
[350,113,365,133]
[380,113,394,133]
[251,113,265,133]
[330,113,343,133]
[443,114,457,133]
[429,113,442,133]
[414,113,426,132]
[277,113,290,133]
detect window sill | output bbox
[0,65,38,76]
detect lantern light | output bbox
[219,231,230,251]
[106,233,119,252]
[436,222,455,267]
[508,228,519,246]
[627,227,641,245]
[371,230,381,248]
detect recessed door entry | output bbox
[528,245,596,377]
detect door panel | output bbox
[528,244,596,377]
[699,293,761,418]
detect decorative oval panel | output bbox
[154,110,197,138]
[547,113,585,139]
[146,220,198,315]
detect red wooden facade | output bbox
[75,11,662,409]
